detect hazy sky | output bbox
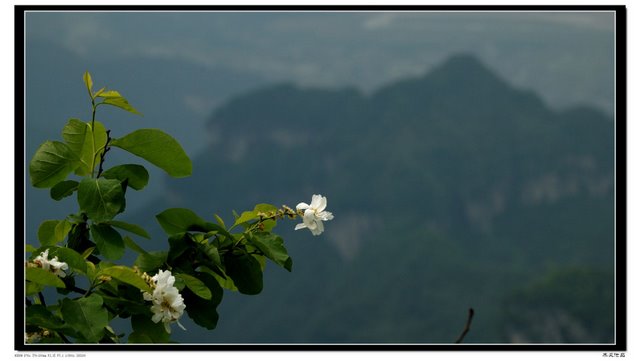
[25,10,616,113]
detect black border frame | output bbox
[15,4,627,352]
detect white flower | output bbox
[142,270,187,334]
[33,249,68,278]
[295,194,334,236]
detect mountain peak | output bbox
[426,53,506,88]
[435,53,488,72]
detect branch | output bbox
[96,130,111,178]
[455,308,475,343]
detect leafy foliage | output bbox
[25,72,319,344]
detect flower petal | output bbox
[320,211,334,221]
[310,194,322,209]
[296,202,310,211]
[316,196,327,212]
[294,223,307,230]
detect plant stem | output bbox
[90,99,98,178]
[96,130,111,178]
[37,292,46,306]
[57,332,71,344]
[455,308,475,343]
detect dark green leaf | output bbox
[101,164,149,190]
[111,129,191,177]
[167,233,192,263]
[249,232,293,272]
[62,119,107,176]
[202,243,222,268]
[106,220,151,239]
[26,267,65,288]
[26,304,65,330]
[156,208,212,235]
[78,178,126,223]
[29,141,79,188]
[123,236,149,255]
[90,224,125,260]
[131,314,170,342]
[182,272,223,330]
[50,180,79,200]
[134,251,167,273]
[224,252,263,295]
[101,265,151,292]
[127,332,153,344]
[97,90,142,115]
[175,273,211,300]
[60,294,108,342]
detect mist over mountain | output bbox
[139,54,615,343]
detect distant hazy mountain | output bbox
[149,54,615,343]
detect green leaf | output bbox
[90,224,125,260]
[26,304,65,330]
[78,178,126,223]
[96,90,142,115]
[249,232,293,272]
[83,71,93,95]
[50,180,79,201]
[54,220,72,244]
[131,314,170,342]
[212,272,237,292]
[38,220,66,247]
[167,233,192,264]
[49,247,87,274]
[111,129,192,178]
[134,251,167,273]
[81,247,96,259]
[254,203,278,213]
[232,204,278,228]
[224,252,263,295]
[182,272,223,330]
[106,220,151,239]
[26,244,38,253]
[60,294,108,343]
[176,273,212,300]
[156,208,213,235]
[29,141,79,188]
[100,265,151,292]
[26,281,45,296]
[101,164,149,190]
[62,119,107,176]
[26,267,65,288]
[232,210,257,228]
[127,332,153,344]
[123,236,149,255]
[202,243,222,269]
[213,214,226,228]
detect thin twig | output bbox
[96,130,111,178]
[37,292,46,307]
[455,308,475,343]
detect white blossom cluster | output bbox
[142,270,186,334]
[33,249,68,277]
[294,194,334,236]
